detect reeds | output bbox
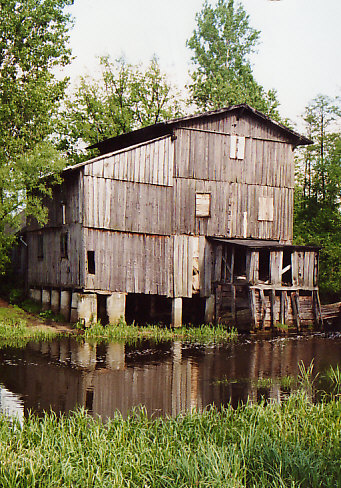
[0,392,340,487]
[82,321,238,344]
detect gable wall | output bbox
[173,112,295,243]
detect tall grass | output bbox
[0,307,62,348]
[82,320,237,344]
[0,392,340,487]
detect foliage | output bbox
[0,392,340,487]
[187,0,280,117]
[0,306,61,348]
[81,320,237,344]
[294,94,341,301]
[0,0,73,273]
[57,56,184,163]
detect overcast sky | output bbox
[65,0,341,126]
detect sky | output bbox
[65,0,341,127]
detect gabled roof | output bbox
[88,104,312,156]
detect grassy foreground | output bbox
[82,321,238,343]
[0,306,63,348]
[0,392,340,487]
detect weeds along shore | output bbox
[0,391,340,488]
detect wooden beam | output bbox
[291,291,301,332]
[280,290,287,326]
[270,290,275,330]
[259,289,266,329]
[249,288,257,331]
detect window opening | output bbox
[221,246,233,282]
[60,232,68,258]
[282,250,292,285]
[87,251,95,274]
[37,235,44,260]
[259,250,270,283]
[234,247,246,279]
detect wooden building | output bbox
[20,104,322,330]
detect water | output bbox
[0,333,340,421]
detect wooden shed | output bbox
[19,104,321,329]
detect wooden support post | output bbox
[270,290,275,330]
[259,289,266,329]
[291,292,301,332]
[231,285,236,325]
[313,290,323,329]
[172,298,182,327]
[249,289,257,331]
[280,291,287,326]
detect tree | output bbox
[187,0,279,117]
[294,95,341,300]
[0,0,73,272]
[57,57,184,163]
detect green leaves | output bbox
[0,0,72,273]
[57,56,184,163]
[187,0,280,117]
[294,95,341,300]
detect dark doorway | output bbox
[97,294,109,325]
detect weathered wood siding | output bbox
[84,230,173,296]
[83,176,172,235]
[84,136,174,186]
[83,231,213,298]
[27,174,82,231]
[172,179,293,241]
[173,111,295,242]
[27,224,83,287]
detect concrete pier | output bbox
[171,297,182,327]
[107,293,126,324]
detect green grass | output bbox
[0,391,340,487]
[0,306,63,348]
[82,321,238,344]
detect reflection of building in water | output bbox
[0,336,339,418]
[0,385,24,424]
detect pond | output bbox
[0,332,340,421]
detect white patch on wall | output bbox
[230,135,245,160]
[195,193,211,217]
[258,196,274,221]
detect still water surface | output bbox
[0,333,340,420]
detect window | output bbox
[282,250,292,286]
[60,232,68,258]
[195,193,211,217]
[230,135,245,160]
[258,197,274,221]
[37,235,44,260]
[259,250,270,282]
[87,251,95,274]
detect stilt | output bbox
[41,289,51,311]
[51,290,60,313]
[60,290,71,321]
[77,293,97,325]
[172,297,182,327]
[107,293,126,324]
[29,288,41,304]
[204,294,215,323]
